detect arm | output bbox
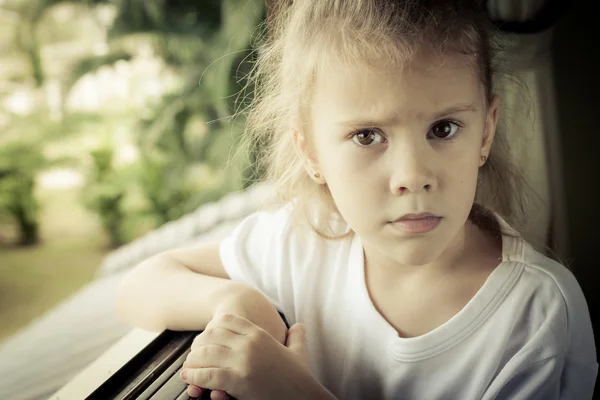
[115,242,287,344]
[182,314,338,400]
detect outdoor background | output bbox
[0,0,265,344]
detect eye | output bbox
[428,120,460,140]
[351,129,385,147]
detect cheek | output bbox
[321,148,383,191]
[445,152,481,201]
[443,137,481,174]
[450,154,478,179]
[316,145,381,212]
[314,138,348,175]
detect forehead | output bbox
[311,51,483,120]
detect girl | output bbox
[116,0,598,399]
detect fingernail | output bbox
[180,369,187,380]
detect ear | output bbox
[291,128,325,184]
[481,95,500,164]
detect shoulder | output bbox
[488,208,595,360]
[492,211,590,329]
[228,202,352,261]
[505,235,596,366]
[516,240,590,330]
[237,202,314,243]
[238,202,295,228]
[510,240,598,393]
[520,246,586,310]
[227,202,302,246]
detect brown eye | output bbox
[351,129,384,147]
[429,121,459,139]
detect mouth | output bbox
[393,212,439,222]
[389,213,442,234]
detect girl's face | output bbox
[303,51,499,268]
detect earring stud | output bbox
[313,172,320,179]
[481,155,487,163]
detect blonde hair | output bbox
[239,0,529,239]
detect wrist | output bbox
[211,283,288,344]
[210,281,255,313]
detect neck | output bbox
[363,220,477,283]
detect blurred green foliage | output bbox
[0,153,40,246]
[0,0,266,247]
[0,112,100,244]
[82,147,127,247]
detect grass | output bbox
[0,188,110,344]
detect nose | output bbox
[388,142,437,196]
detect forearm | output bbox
[116,254,287,343]
[117,253,239,331]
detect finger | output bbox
[210,389,230,400]
[183,344,231,370]
[181,367,237,392]
[285,323,307,351]
[192,327,239,350]
[206,312,258,336]
[286,323,310,367]
[187,385,203,397]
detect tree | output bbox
[0,0,107,245]
[82,146,127,248]
[1,0,267,246]
[0,145,42,246]
[64,0,266,228]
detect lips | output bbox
[389,214,442,234]
[393,212,438,222]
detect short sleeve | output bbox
[219,204,301,318]
[491,356,564,400]
[560,357,598,399]
[486,355,597,400]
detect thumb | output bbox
[285,323,308,358]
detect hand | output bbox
[180,313,324,400]
[184,286,289,399]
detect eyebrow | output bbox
[337,103,478,127]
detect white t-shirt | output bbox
[219,204,598,399]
